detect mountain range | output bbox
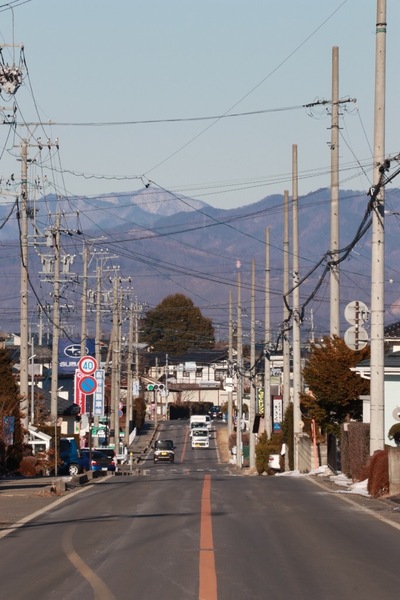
[1,186,400,341]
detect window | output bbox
[214,369,226,382]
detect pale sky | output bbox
[1,0,399,209]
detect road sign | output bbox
[78,375,98,395]
[93,369,105,417]
[78,355,98,375]
[344,325,369,351]
[344,301,369,325]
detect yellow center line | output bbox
[62,525,116,600]
[199,474,218,600]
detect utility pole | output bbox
[19,140,29,436]
[249,258,256,469]
[125,302,134,446]
[264,227,272,437]
[50,212,61,421]
[80,243,89,358]
[282,190,291,415]
[95,263,102,365]
[236,271,243,469]
[110,273,120,449]
[292,144,302,471]
[370,0,386,453]
[134,300,142,401]
[228,290,233,436]
[330,46,340,337]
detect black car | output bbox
[153,439,175,463]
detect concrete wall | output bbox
[298,435,327,473]
[389,446,400,496]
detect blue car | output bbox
[80,449,115,475]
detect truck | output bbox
[190,414,212,431]
[191,427,210,449]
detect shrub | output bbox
[255,431,283,475]
[388,423,400,446]
[366,449,389,498]
[255,433,269,474]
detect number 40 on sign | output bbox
[78,355,98,375]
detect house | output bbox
[351,320,400,447]
[141,349,236,417]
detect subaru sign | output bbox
[59,339,95,374]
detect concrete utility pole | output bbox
[282,190,291,415]
[125,302,134,445]
[370,0,386,453]
[95,264,102,365]
[249,258,256,469]
[264,227,272,437]
[19,140,29,435]
[236,272,243,469]
[50,211,61,421]
[80,243,89,358]
[134,300,142,401]
[292,144,302,471]
[111,273,120,449]
[330,46,340,337]
[228,290,233,436]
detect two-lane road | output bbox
[1,421,400,599]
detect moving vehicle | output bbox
[80,449,115,474]
[153,439,175,463]
[191,427,210,448]
[209,406,223,420]
[190,414,212,431]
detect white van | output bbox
[191,427,210,448]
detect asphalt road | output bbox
[1,421,400,600]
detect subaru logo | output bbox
[64,344,86,358]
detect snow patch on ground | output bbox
[276,465,370,497]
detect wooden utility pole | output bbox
[370,0,386,453]
[292,145,302,471]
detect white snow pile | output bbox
[276,464,370,497]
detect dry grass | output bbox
[216,425,231,463]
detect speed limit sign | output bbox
[78,355,98,375]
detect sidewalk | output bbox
[0,422,158,536]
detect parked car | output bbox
[94,447,117,471]
[80,449,115,475]
[59,437,82,476]
[153,439,175,463]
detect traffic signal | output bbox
[146,384,165,391]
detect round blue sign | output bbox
[78,375,98,395]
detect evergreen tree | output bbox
[0,348,24,470]
[142,293,215,353]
